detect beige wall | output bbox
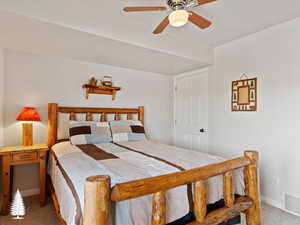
[0,49,4,147]
[2,49,173,194]
[0,49,3,195]
[208,18,300,208]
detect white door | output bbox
[174,70,208,152]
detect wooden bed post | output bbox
[152,191,166,225]
[138,106,144,124]
[84,176,111,225]
[244,151,261,225]
[194,180,207,223]
[224,171,234,207]
[48,103,58,148]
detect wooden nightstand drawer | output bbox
[12,152,38,162]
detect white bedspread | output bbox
[48,141,244,225]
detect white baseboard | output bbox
[262,195,300,217]
[261,195,284,209]
[19,188,40,197]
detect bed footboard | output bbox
[83,151,261,225]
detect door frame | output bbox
[173,67,209,145]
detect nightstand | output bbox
[0,143,49,215]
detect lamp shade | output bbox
[16,107,41,121]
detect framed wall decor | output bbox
[232,77,257,112]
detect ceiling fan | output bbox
[123,0,217,34]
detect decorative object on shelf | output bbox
[232,75,257,112]
[88,77,98,86]
[82,77,121,100]
[16,107,41,146]
[102,76,113,87]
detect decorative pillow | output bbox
[109,120,146,142]
[69,121,112,145]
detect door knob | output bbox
[200,128,208,133]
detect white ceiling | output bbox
[0,11,206,75]
[0,0,300,74]
[1,0,300,46]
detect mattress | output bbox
[48,140,244,225]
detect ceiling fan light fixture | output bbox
[168,10,189,27]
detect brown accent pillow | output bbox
[69,126,91,137]
[130,125,145,134]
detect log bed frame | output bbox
[47,103,261,225]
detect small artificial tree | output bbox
[10,189,25,219]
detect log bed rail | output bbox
[47,103,261,225]
[83,151,261,225]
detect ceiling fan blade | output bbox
[188,11,212,29]
[195,0,217,7]
[153,16,169,34]
[123,6,167,12]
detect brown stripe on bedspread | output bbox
[77,144,118,160]
[50,150,83,225]
[113,143,194,212]
[50,145,118,225]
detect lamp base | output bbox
[22,123,33,146]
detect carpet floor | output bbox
[1,195,300,225]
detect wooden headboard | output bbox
[48,103,144,148]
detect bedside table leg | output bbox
[10,166,14,201]
[1,155,11,215]
[39,152,47,206]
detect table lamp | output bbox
[16,107,41,146]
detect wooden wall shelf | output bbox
[82,84,121,100]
